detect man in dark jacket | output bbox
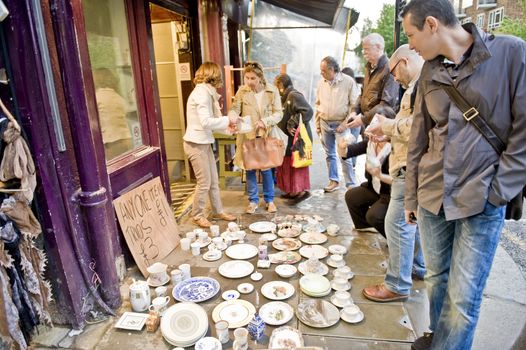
[343,33,399,129]
[401,0,526,349]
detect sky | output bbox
[344,0,395,50]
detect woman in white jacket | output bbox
[183,62,240,227]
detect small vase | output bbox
[247,313,265,340]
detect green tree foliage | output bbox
[355,4,408,60]
[497,0,526,40]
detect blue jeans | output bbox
[320,120,357,187]
[418,202,505,350]
[349,126,360,168]
[384,176,426,295]
[246,169,274,204]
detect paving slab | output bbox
[32,326,70,347]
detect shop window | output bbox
[488,7,504,30]
[477,13,485,28]
[82,0,143,161]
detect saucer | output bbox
[203,250,222,261]
[250,272,263,281]
[222,290,240,301]
[328,244,348,255]
[237,283,254,294]
[340,310,364,324]
[331,280,351,291]
[147,275,170,287]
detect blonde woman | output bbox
[229,62,283,214]
[183,62,239,227]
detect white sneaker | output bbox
[246,202,258,214]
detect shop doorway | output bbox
[149,3,195,217]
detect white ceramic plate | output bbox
[268,251,302,265]
[269,326,305,349]
[218,260,254,279]
[114,312,149,330]
[261,233,278,242]
[331,280,351,291]
[300,274,331,295]
[212,300,256,328]
[297,261,329,276]
[272,238,302,251]
[225,243,259,260]
[299,245,329,259]
[221,231,239,241]
[195,237,212,248]
[277,228,301,238]
[299,232,328,245]
[161,302,208,346]
[237,282,254,294]
[249,221,277,233]
[328,244,348,255]
[222,289,240,301]
[259,302,294,326]
[147,275,170,287]
[301,287,332,298]
[296,299,340,328]
[261,281,295,300]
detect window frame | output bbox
[476,13,485,28]
[488,7,505,30]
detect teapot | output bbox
[129,279,151,312]
[146,262,168,285]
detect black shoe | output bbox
[411,332,434,350]
[293,191,311,203]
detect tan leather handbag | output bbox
[242,131,285,170]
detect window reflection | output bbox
[82,0,142,160]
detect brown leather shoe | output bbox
[212,212,237,221]
[193,217,212,228]
[362,283,408,302]
[324,180,339,193]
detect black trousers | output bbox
[345,185,389,237]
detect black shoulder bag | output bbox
[441,84,524,220]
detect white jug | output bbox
[129,280,151,312]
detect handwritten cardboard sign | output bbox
[114,177,180,277]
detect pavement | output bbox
[30,135,526,349]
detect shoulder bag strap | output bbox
[440,84,506,155]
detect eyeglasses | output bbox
[390,60,403,75]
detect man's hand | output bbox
[366,165,381,178]
[255,120,266,130]
[365,113,386,137]
[347,115,364,129]
[405,210,417,225]
[336,121,347,133]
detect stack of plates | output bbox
[161,302,208,347]
[299,274,331,297]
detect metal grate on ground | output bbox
[170,182,195,219]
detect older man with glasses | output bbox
[362,44,426,304]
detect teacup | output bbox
[334,266,354,280]
[170,269,183,286]
[236,230,246,243]
[155,286,168,297]
[342,304,362,320]
[306,255,321,270]
[198,231,209,243]
[327,224,340,236]
[179,263,191,280]
[149,295,170,314]
[331,277,351,291]
[228,222,239,232]
[224,237,232,247]
[328,254,345,267]
[186,231,197,241]
[233,327,248,345]
[180,238,191,251]
[194,228,205,235]
[210,225,220,237]
[147,262,168,285]
[332,291,352,307]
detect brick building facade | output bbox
[451,0,524,31]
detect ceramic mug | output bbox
[237,231,246,243]
[170,269,183,286]
[147,262,168,285]
[215,320,229,344]
[228,222,239,232]
[329,254,344,266]
[327,224,340,236]
[334,266,353,279]
[332,277,349,290]
[179,263,191,280]
[186,231,197,241]
[191,242,201,256]
[233,327,248,345]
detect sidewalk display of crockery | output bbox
[116,214,365,347]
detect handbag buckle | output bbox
[463,107,479,121]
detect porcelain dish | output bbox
[268,326,305,349]
[296,299,340,328]
[299,232,327,245]
[272,238,302,251]
[275,264,297,278]
[299,245,329,259]
[328,244,348,255]
[297,261,329,276]
[114,312,149,331]
[146,275,170,287]
[340,310,365,324]
[212,300,256,328]
[222,289,240,300]
[259,301,295,326]
[261,281,295,300]
[194,337,222,350]
[268,251,302,265]
[218,260,254,279]
[249,221,277,233]
[172,277,220,303]
[225,243,259,260]
[161,302,208,347]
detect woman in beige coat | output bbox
[229,62,283,214]
[183,62,239,227]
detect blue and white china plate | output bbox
[172,276,220,303]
